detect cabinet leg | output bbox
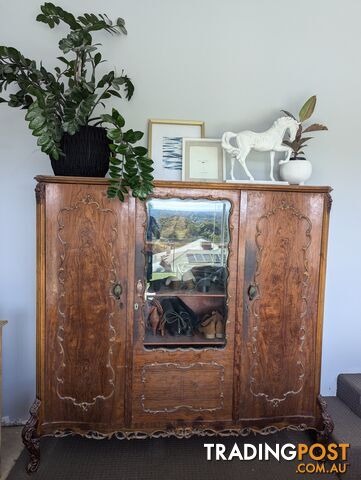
[22,398,41,474]
[317,395,334,443]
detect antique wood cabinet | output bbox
[22,176,333,473]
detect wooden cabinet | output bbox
[22,177,333,473]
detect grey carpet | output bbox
[337,374,361,418]
[327,395,361,480]
[7,431,336,480]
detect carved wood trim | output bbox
[22,398,41,474]
[249,200,312,407]
[326,193,333,213]
[49,422,318,441]
[139,192,234,350]
[140,361,225,413]
[317,395,334,441]
[35,182,46,203]
[56,194,119,411]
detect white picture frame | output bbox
[182,138,225,182]
[148,119,205,181]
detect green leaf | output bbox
[123,75,134,100]
[116,144,128,154]
[108,89,122,99]
[303,123,328,133]
[110,157,122,165]
[100,91,111,100]
[107,128,122,141]
[63,91,97,134]
[6,47,21,61]
[57,56,70,65]
[29,115,46,130]
[133,146,148,156]
[141,173,154,181]
[100,114,115,125]
[94,52,101,65]
[140,165,154,174]
[299,95,316,123]
[111,108,125,127]
[51,147,60,160]
[25,98,62,159]
[38,3,79,30]
[36,13,48,24]
[109,171,120,179]
[107,187,117,198]
[132,131,144,142]
[123,129,142,143]
[37,134,51,146]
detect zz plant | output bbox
[0,2,153,201]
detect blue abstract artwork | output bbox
[162,136,182,170]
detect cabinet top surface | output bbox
[35,175,332,193]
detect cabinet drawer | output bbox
[141,362,224,413]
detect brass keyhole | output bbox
[113,283,122,299]
[248,284,257,301]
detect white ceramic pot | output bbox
[280,160,312,185]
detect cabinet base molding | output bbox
[22,398,41,474]
[49,424,317,440]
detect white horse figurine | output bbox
[222,116,300,181]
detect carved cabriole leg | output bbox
[317,395,334,443]
[22,398,41,474]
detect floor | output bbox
[3,429,337,480]
[2,427,23,479]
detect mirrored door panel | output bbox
[143,198,231,348]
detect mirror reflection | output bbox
[146,199,230,295]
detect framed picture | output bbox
[148,119,205,180]
[182,138,225,182]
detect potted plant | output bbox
[0,3,153,202]
[280,95,328,184]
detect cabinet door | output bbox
[41,183,128,431]
[130,187,240,427]
[237,191,325,421]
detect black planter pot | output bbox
[51,126,110,177]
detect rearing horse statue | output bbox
[222,117,300,181]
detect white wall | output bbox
[1,0,360,421]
